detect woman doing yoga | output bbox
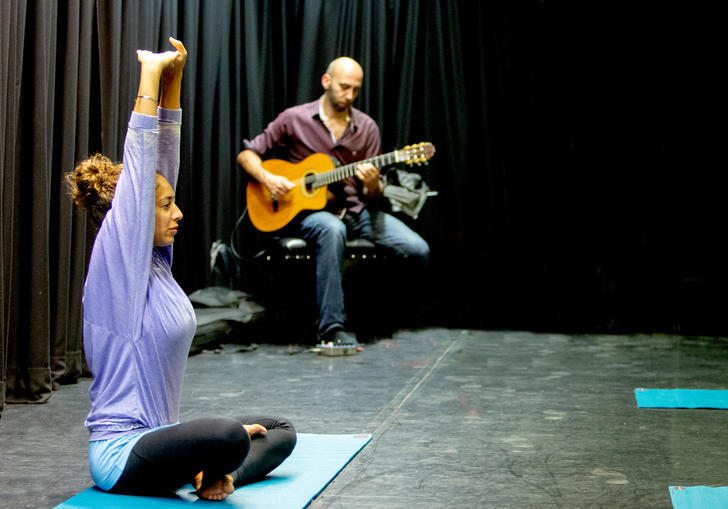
[66,38,296,502]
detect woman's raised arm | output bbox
[134,48,178,115]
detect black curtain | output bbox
[2,0,93,411]
[1,1,724,414]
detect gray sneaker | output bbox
[323,329,360,347]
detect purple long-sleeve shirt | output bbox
[243,98,381,214]
[83,108,196,442]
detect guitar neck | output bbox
[310,151,400,189]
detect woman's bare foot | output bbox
[244,423,267,437]
[197,473,235,501]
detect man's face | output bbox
[324,68,362,112]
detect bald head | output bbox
[325,57,363,80]
[322,57,364,113]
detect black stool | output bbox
[259,237,387,342]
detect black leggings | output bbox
[109,416,296,496]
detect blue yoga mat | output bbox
[634,389,728,409]
[670,486,728,508]
[55,433,372,509]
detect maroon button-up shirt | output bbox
[243,98,381,214]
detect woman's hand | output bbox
[136,49,178,74]
[159,37,186,110]
[135,49,178,114]
[163,37,187,85]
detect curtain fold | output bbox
[50,0,96,388]
[3,0,55,405]
[1,0,30,413]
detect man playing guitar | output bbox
[237,57,430,347]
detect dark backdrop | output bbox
[1,1,724,411]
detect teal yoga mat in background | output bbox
[634,389,728,409]
[670,486,728,509]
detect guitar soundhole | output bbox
[302,171,317,195]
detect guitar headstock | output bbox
[397,142,436,166]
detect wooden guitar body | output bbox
[246,153,334,232]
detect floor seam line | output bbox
[370,329,465,438]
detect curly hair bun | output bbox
[65,153,122,222]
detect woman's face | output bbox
[153,174,183,247]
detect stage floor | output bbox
[2,328,728,508]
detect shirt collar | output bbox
[315,96,357,131]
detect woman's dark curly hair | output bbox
[65,154,122,225]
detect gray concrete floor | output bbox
[2,328,728,508]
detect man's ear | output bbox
[321,73,331,90]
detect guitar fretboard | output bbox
[305,151,401,189]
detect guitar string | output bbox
[289,146,430,189]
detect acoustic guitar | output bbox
[246,142,435,232]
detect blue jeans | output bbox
[296,208,429,334]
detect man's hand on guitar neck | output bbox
[355,162,382,198]
[264,172,294,200]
